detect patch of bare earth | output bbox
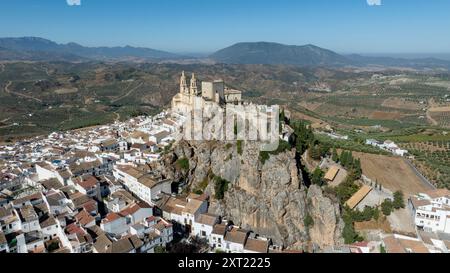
[352,152,431,197]
[369,111,402,120]
[354,216,392,233]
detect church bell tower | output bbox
[190,73,198,95]
[180,71,188,94]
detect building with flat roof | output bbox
[410,189,450,234]
[345,185,373,210]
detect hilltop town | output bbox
[1,72,450,254]
[0,73,280,254]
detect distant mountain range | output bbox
[209,42,450,69]
[210,42,349,66]
[0,37,182,62]
[1,37,449,69]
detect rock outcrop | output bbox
[161,140,344,250]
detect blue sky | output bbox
[0,0,449,54]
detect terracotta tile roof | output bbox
[65,223,85,236]
[75,209,95,226]
[69,160,102,174]
[159,195,187,216]
[212,224,227,236]
[81,200,97,213]
[424,189,450,199]
[12,192,44,206]
[77,175,99,190]
[93,234,112,253]
[244,238,269,253]
[58,169,72,179]
[0,207,15,219]
[108,235,143,253]
[101,139,118,147]
[86,225,105,238]
[224,227,249,245]
[187,192,209,202]
[19,205,38,222]
[184,199,204,215]
[383,235,429,253]
[195,213,219,226]
[410,196,431,209]
[40,178,64,190]
[40,216,57,228]
[119,203,141,217]
[103,212,121,223]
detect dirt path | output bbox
[41,65,51,76]
[114,112,120,122]
[111,81,143,103]
[426,110,439,126]
[426,98,439,126]
[4,81,43,103]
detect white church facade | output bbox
[171,71,242,114]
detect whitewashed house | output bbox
[158,193,208,230]
[0,231,8,252]
[222,226,250,253]
[410,189,450,233]
[192,213,220,239]
[0,206,21,234]
[15,231,45,253]
[18,205,40,233]
[119,202,153,225]
[113,165,172,205]
[100,213,128,236]
[210,223,227,251]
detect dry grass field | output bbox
[352,152,433,196]
[354,216,392,233]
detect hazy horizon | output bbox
[3,36,450,61]
[1,0,450,55]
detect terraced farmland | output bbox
[401,141,450,189]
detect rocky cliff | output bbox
[159,140,344,250]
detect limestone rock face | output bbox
[162,140,344,250]
[307,185,345,249]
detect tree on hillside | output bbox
[309,145,321,161]
[332,147,339,162]
[310,167,325,186]
[319,143,332,158]
[293,121,314,155]
[393,191,405,209]
[354,158,362,179]
[381,199,394,216]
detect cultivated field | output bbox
[401,141,450,189]
[369,111,402,120]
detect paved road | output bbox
[403,158,436,191]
